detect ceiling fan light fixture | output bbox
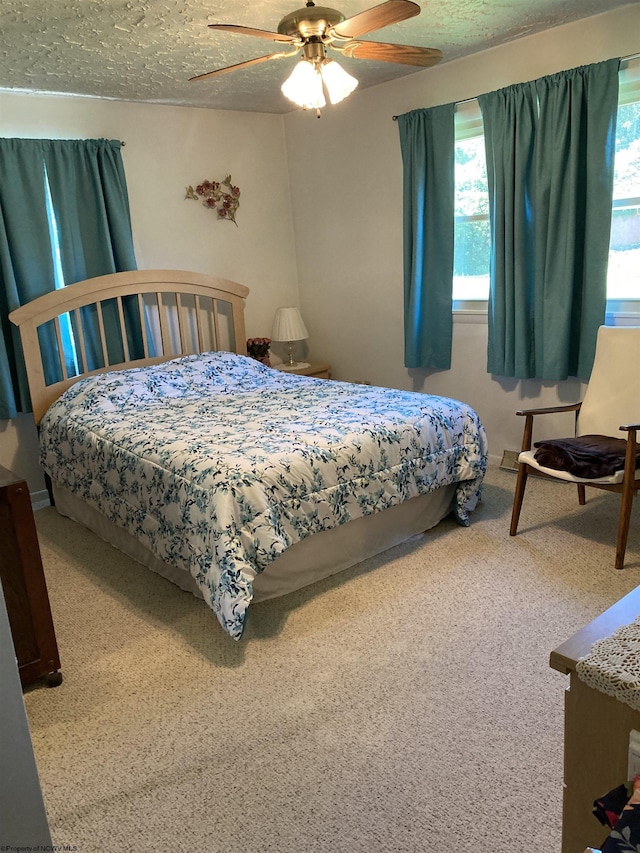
[320,58,358,104]
[281,59,326,109]
[199,2,441,110]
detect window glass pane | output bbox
[607,99,640,301]
[453,220,490,301]
[453,132,490,302]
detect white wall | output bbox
[0,94,300,493]
[283,4,640,464]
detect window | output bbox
[452,58,640,316]
[453,100,489,310]
[606,58,640,316]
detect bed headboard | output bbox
[9,269,249,424]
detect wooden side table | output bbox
[0,466,61,688]
[550,587,640,853]
[275,362,331,379]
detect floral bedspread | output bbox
[39,352,488,638]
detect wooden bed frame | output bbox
[9,269,249,424]
[9,269,458,610]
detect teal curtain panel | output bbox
[398,104,455,370]
[0,138,137,419]
[480,58,620,380]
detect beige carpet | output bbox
[24,465,640,853]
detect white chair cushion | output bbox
[577,326,640,436]
[517,449,634,485]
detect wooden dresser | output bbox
[0,466,61,688]
[551,587,640,853]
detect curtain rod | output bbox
[391,51,640,120]
[392,95,475,120]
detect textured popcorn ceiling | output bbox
[0,0,633,113]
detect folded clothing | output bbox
[594,782,633,829]
[596,777,640,852]
[533,434,639,479]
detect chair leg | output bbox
[615,429,639,570]
[510,463,529,536]
[615,482,636,570]
[577,484,586,505]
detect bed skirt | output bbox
[52,481,456,602]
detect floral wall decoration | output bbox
[185,175,240,225]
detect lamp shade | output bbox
[320,60,359,105]
[272,307,309,342]
[281,60,326,110]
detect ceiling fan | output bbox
[190,0,442,111]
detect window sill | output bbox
[453,308,487,324]
[452,305,640,326]
[605,311,640,327]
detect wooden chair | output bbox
[509,326,640,569]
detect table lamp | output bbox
[271,307,309,369]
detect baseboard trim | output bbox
[31,490,51,511]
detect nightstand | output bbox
[277,362,331,379]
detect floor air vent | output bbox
[500,450,520,471]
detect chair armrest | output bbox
[515,402,582,417]
[515,402,582,453]
[620,423,640,432]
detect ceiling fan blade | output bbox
[189,52,291,82]
[339,40,442,67]
[329,0,420,39]
[208,24,295,44]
